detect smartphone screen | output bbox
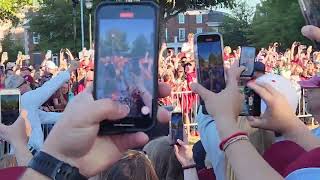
[239,86,261,116]
[95,2,158,134]
[171,112,183,145]
[196,34,225,114]
[1,94,20,125]
[240,47,256,77]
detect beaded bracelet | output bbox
[223,135,249,151]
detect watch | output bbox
[28,151,87,180]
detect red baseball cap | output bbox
[298,75,320,89]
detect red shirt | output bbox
[80,60,94,71]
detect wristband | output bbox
[182,164,197,170]
[28,151,87,180]
[219,132,248,151]
[222,135,249,151]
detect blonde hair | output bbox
[143,136,183,180]
[97,150,158,180]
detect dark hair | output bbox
[97,150,158,180]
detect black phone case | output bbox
[195,33,225,115]
[239,47,256,77]
[94,1,159,135]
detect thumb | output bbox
[247,116,265,129]
[190,83,212,101]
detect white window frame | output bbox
[196,28,203,34]
[178,13,185,24]
[196,14,203,24]
[178,28,186,41]
[32,32,40,44]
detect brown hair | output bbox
[143,136,183,180]
[96,150,158,180]
[0,154,18,168]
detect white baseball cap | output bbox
[45,61,57,70]
[256,74,299,113]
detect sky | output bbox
[216,0,261,13]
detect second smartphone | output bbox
[0,89,21,126]
[239,47,256,77]
[195,33,226,114]
[170,112,184,145]
[94,1,159,135]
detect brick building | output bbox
[165,9,226,52]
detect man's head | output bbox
[45,61,57,75]
[5,75,32,94]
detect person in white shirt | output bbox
[5,61,78,151]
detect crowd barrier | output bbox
[0,89,316,158]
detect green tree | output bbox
[131,35,150,58]
[0,34,24,62]
[157,0,235,41]
[247,0,310,49]
[0,0,32,25]
[29,0,235,53]
[99,30,129,56]
[221,0,254,48]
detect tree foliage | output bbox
[1,34,24,62]
[29,0,235,53]
[221,0,254,48]
[0,0,32,25]
[247,0,310,49]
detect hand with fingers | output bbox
[174,139,195,167]
[246,82,302,135]
[0,110,32,166]
[191,60,246,121]
[38,83,171,178]
[0,110,31,148]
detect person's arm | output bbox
[21,169,50,180]
[21,71,70,108]
[197,106,226,180]
[14,143,33,166]
[214,118,284,180]
[174,139,199,180]
[66,48,75,60]
[38,110,62,124]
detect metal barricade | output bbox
[296,88,313,118]
[171,91,199,124]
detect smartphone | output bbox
[240,47,256,77]
[195,33,225,114]
[0,89,21,126]
[239,80,261,116]
[298,0,320,50]
[170,112,184,145]
[94,1,159,135]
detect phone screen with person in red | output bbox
[95,2,159,135]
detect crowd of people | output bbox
[0,13,319,180]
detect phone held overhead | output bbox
[94,1,159,135]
